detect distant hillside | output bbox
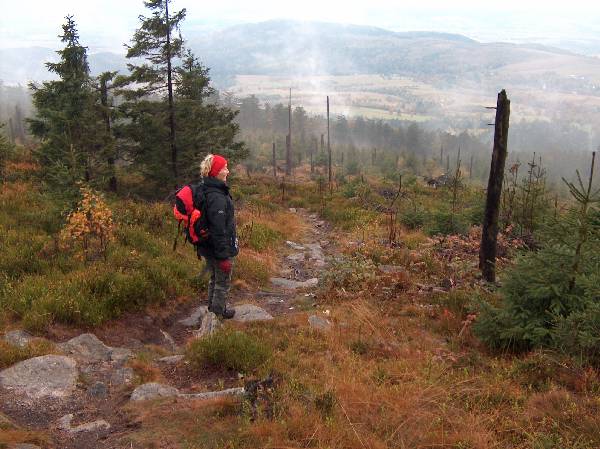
[3,20,599,88]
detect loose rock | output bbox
[0,355,78,399]
[194,312,221,337]
[130,383,179,401]
[232,304,273,322]
[87,381,108,399]
[160,329,179,352]
[308,315,332,331]
[286,241,305,251]
[2,330,33,348]
[270,277,318,289]
[158,355,184,364]
[58,414,111,433]
[59,334,112,363]
[178,305,208,327]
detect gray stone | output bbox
[178,305,208,327]
[0,355,78,399]
[305,243,326,267]
[308,315,332,331]
[110,367,134,386]
[270,277,318,289]
[378,264,408,275]
[286,241,305,251]
[266,297,284,305]
[131,383,179,401]
[160,329,179,352]
[232,304,273,322]
[58,414,110,433]
[286,252,306,263]
[110,347,133,365]
[2,330,33,348]
[158,355,184,364]
[288,208,297,213]
[59,333,112,362]
[88,381,108,398]
[194,312,221,338]
[180,387,245,400]
[59,333,132,365]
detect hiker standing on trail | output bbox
[197,154,239,319]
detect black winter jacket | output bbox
[196,177,239,260]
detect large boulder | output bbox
[0,355,78,399]
[59,333,132,364]
[232,304,273,322]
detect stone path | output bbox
[0,207,337,449]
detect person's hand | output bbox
[218,259,232,274]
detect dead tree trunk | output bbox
[327,96,332,192]
[272,142,276,178]
[480,89,511,282]
[165,0,177,181]
[286,88,292,176]
[469,154,474,181]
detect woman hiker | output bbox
[198,154,239,319]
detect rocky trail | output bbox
[0,208,337,449]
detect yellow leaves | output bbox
[60,184,114,261]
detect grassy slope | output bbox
[2,157,600,448]
[122,169,600,449]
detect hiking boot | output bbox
[221,308,235,319]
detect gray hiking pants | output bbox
[204,256,232,314]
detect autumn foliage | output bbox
[60,183,114,261]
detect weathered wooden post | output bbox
[469,154,474,180]
[480,89,510,282]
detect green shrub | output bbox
[425,210,470,236]
[400,208,427,230]
[320,256,377,292]
[241,222,282,251]
[186,329,271,373]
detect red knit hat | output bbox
[208,154,228,177]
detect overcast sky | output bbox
[2,0,600,52]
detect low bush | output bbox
[320,256,377,292]
[400,208,427,230]
[425,210,470,236]
[186,329,271,373]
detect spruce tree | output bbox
[118,3,246,190]
[121,0,185,181]
[475,152,600,354]
[28,16,108,193]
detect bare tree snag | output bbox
[286,88,292,175]
[272,142,276,178]
[327,96,332,192]
[480,89,511,282]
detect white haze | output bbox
[2,0,600,52]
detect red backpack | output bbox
[173,183,210,249]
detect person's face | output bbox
[216,164,229,182]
